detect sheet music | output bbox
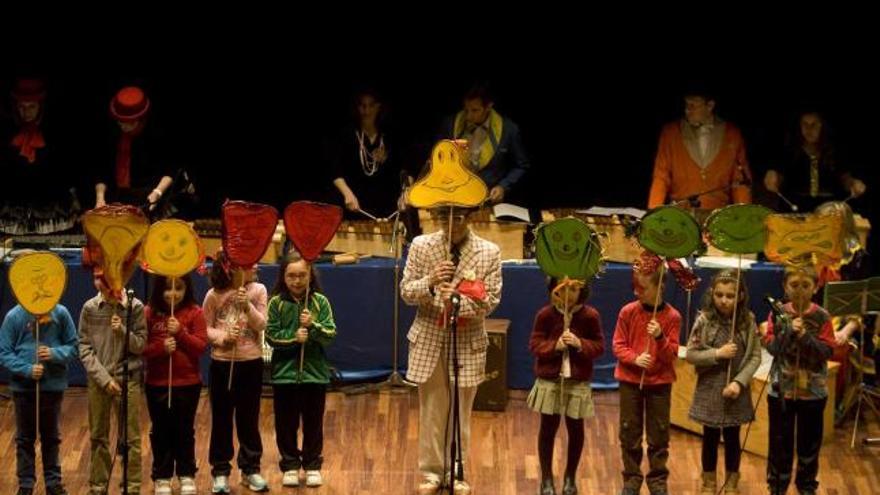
[492,203,531,223]
[695,256,759,270]
[576,206,646,219]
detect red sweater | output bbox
[529,304,605,382]
[143,304,209,387]
[613,301,681,385]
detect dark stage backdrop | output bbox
[2,50,878,259]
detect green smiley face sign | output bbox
[705,204,772,254]
[535,217,602,281]
[638,206,701,259]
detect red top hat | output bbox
[110,86,150,121]
[11,79,46,102]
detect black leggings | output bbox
[702,425,742,473]
[538,413,585,479]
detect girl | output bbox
[202,251,269,493]
[528,278,604,495]
[143,274,208,495]
[266,252,337,489]
[686,270,761,494]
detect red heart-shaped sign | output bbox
[222,200,279,267]
[283,201,343,262]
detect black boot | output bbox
[539,477,556,495]
[562,475,578,495]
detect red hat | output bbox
[11,79,46,102]
[110,86,150,121]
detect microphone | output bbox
[448,292,462,325]
[450,292,461,308]
[764,295,787,318]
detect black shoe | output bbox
[561,475,578,495]
[799,491,817,495]
[619,488,638,495]
[649,489,668,495]
[46,485,68,495]
[768,481,789,495]
[539,477,556,495]
[17,488,33,495]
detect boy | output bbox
[612,260,681,495]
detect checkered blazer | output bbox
[401,230,502,387]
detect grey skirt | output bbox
[527,378,594,419]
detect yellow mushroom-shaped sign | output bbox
[408,139,488,208]
[82,205,150,294]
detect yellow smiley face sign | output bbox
[8,251,68,316]
[141,220,204,277]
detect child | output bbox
[78,274,147,495]
[528,278,604,495]
[266,252,337,489]
[0,302,78,495]
[612,260,681,495]
[685,270,761,494]
[143,274,208,495]
[202,250,269,493]
[763,264,835,495]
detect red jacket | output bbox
[143,304,209,387]
[529,304,605,382]
[613,301,681,385]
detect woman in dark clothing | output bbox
[0,78,78,234]
[763,110,866,212]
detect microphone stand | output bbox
[106,287,136,495]
[446,293,465,491]
[668,168,752,209]
[765,297,793,495]
[375,208,416,391]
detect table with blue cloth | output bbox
[1,253,783,390]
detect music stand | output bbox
[823,277,880,447]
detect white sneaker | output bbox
[153,479,172,495]
[418,477,441,495]
[241,473,269,492]
[453,479,472,495]
[305,470,323,487]
[282,470,300,487]
[211,475,230,494]
[179,476,197,495]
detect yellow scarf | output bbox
[453,109,503,170]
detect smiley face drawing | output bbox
[8,251,68,316]
[704,204,772,254]
[535,217,602,281]
[638,206,701,259]
[142,220,203,277]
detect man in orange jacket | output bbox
[648,89,752,210]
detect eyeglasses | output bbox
[430,212,468,221]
